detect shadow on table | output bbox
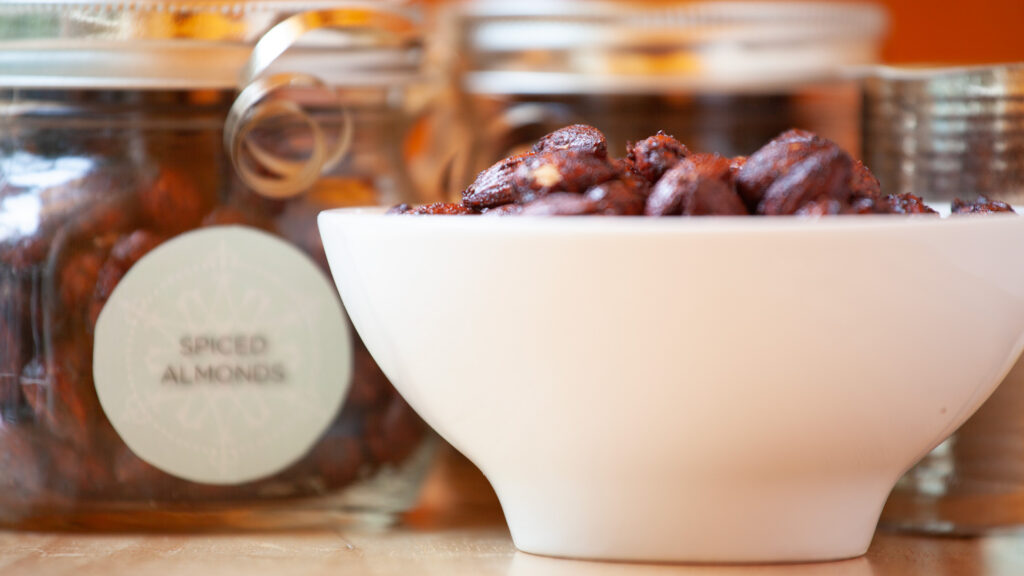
[510,552,873,576]
[402,443,507,530]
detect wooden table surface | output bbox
[1,445,1023,576]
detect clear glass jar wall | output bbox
[444,1,886,189]
[0,2,435,530]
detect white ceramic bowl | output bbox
[319,210,1024,563]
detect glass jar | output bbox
[0,1,438,530]
[441,0,887,190]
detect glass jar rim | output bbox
[454,0,888,94]
[0,0,425,90]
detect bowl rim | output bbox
[319,206,1023,236]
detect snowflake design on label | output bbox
[93,226,352,485]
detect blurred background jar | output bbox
[861,64,1024,205]
[0,0,440,530]
[436,0,887,193]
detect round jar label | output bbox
[93,226,352,485]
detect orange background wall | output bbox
[880,0,1024,63]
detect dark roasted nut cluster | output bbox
[951,196,1016,214]
[628,130,690,185]
[389,125,1017,218]
[647,154,746,216]
[0,162,426,512]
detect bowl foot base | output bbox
[497,476,887,563]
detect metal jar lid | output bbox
[451,0,888,95]
[862,63,1024,203]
